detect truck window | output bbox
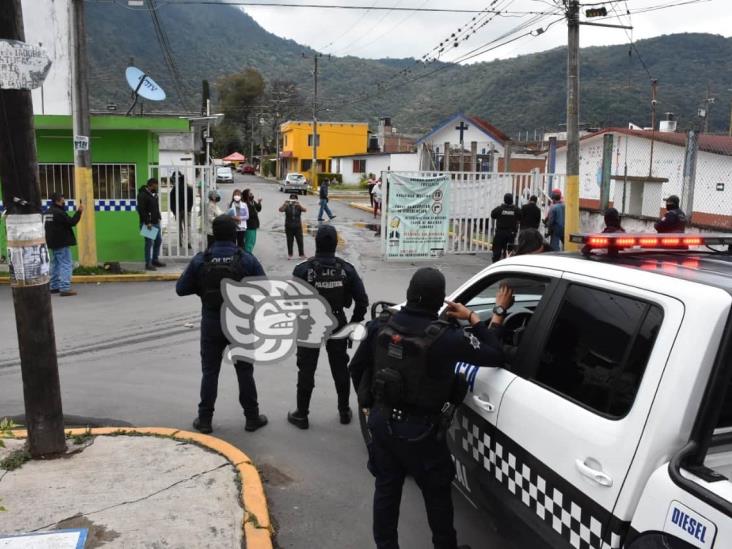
[533,284,663,418]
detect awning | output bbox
[279,151,294,158]
[222,152,246,162]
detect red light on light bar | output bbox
[588,237,609,247]
[639,238,658,247]
[616,237,636,247]
[683,237,702,246]
[661,238,681,246]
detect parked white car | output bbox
[215,166,233,183]
[280,173,308,195]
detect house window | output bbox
[307,134,320,147]
[352,159,366,173]
[284,134,288,146]
[38,163,137,200]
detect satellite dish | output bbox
[125,66,166,101]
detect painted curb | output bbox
[0,274,181,285]
[347,202,373,214]
[8,427,273,549]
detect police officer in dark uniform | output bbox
[176,215,268,434]
[288,224,369,429]
[350,267,513,549]
[655,194,687,233]
[490,192,521,262]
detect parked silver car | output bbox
[279,173,308,195]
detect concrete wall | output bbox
[23,0,72,115]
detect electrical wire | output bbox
[346,0,433,56]
[147,0,191,110]
[316,0,381,53]
[329,0,407,55]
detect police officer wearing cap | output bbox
[176,215,268,434]
[288,224,369,429]
[655,194,687,233]
[350,267,513,549]
[490,192,521,262]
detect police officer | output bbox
[288,224,369,429]
[490,192,521,262]
[350,267,513,549]
[176,215,268,434]
[655,194,687,233]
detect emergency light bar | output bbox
[570,233,732,251]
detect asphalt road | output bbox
[0,174,517,548]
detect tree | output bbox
[216,68,266,158]
[263,79,306,153]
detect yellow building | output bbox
[279,121,369,179]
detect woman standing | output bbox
[371,178,383,218]
[206,190,223,248]
[227,189,248,249]
[243,188,262,253]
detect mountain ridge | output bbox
[85,2,732,136]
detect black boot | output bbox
[193,417,212,434]
[339,407,352,425]
[245,414,268,432]
[287,410,309,430]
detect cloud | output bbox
[243,0,729,63]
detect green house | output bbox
[1,114,190,263]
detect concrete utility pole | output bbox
[310,53,321,188]
[69,0,96,266]
[0,0,66,457]
[564,0,580,250]
[727,88,732,137]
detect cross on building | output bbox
[455,120,469,145]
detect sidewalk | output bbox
[0,428,272,548]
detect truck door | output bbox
[446,267,561,509]
[492,276,683,548]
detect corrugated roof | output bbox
[572,128,732,156]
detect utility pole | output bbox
[702,86,715,134]
[649,79,658,177]
[564,0,580,250]
[727,88,732,137]
[0,0,66,457]
[311,53,321,188]
[69,0,96,266]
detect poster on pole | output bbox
[385,173,450,261]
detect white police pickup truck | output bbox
[369,233,732,549]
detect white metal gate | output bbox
[383,171,566,255]
[148,164,214,259]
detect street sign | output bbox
[0,40,52,90]
[73,136,89,151]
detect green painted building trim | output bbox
[35,114,189,132]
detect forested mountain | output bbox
[86,2,732,136]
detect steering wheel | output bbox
[499,310,533,347]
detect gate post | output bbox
[600,133,613,211]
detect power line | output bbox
[147,0,191,110]
[346,0,433,55]
[317,0,380,53]
[330,0,407,55]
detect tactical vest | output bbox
[285,202,302,228]
[199,250,245,310]
[371,316,452,413]
[306,259,348,312]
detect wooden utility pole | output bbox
[311,54,320,188]
[69,0,97,266]
[565,0,580,250]
[0,0,66,457]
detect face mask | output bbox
[215,196,221,203]
[233,195,241,202]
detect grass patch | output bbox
[67,427,94,445]
[0,448,31,471]
[0,418,17,448]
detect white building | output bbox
[21,0,72,115]
[554,128,732,227]
[332,152,419,184]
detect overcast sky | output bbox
[242,0,727,63]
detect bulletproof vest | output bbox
[306,259,349,312]
[371,317,452,412]
[285,202,302,227]
[199,250,245,310]
[496,204,519,231]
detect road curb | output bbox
[0,273,181,285]
[8,427,273,549]
[347,201,374,214]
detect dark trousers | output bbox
[367,408,457,549]
[295,338,350,413]
[199,315,259,421]
[285,226,304,257]
[368,184,375,206]
[492,229,515,263]
[207,234,215,249]
[235,230,245,249]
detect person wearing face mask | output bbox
[655,195,687,233]
[227,189,249,249]
[206,190,223,248]
[243,188,262,254]
[44,192,84,296]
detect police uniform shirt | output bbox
[491,203,521,232]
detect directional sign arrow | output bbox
[0,39,52,90]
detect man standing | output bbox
[288,225,368,429]
[655,194,687,233]
[317,178,336,222]
[490,192,521,262]
[176,215,268,434]
[367,173,377,207]
[350,267,512,549]
[544,188,565,251]
[44,192,84,296]
[279,193,307,259]
[169,172,194,250]
[137,177,166,270]
[519,194,541,230]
